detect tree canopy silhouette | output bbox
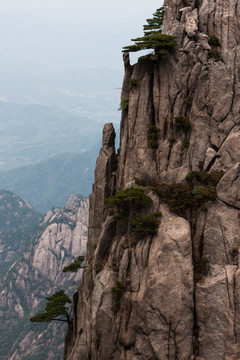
[30,290,71,324]
[123,7,177,61]
[62,255,85,273]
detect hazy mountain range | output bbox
[0,52,121,212]
[0,62,122,171]
[0,150,98,213]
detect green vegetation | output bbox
[30,290,71,324]
[111,260,119,272]
[1,196,85,359]
[106,187,161,242]
[152,170,223,215]
[174,116,191,133]
[155,183,193,214]
[128,78,138,89]
[143,6,165,34]
[191,185,216,201]
[231,247,239,259]
[123,7,177,61]
[105,187,152,213]
[62,256,85,273]
[183,139,190,148]
[208,36,221,61]
[193,257,209,283]
[168,137,176,149]
[147,125,161,148]
[209,35,221,47]
[118,97,129,111]
[112,278,126,301]
[186,170,224,187]
[208,48,222,61]
[130,212,161,237]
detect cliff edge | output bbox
[64,1,240,359]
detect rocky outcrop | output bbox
[64,1,240,359]
[0,195,89,360]
[0,190,42,276]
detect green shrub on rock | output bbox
[151,170,224,215]
[112,278,126,301]
[208,35,222,61]
[128,78,138,89]
[130,212,161,237]
[62,256,85,273]
[186,170,223,186]
[209,35,221,47]
[183,139,190,148]
[147,125,161,148]
[105,187,152,212]
[192,185,216,201]
[174,116,191,133]
[118,97,129,111]
[153,183,193,214]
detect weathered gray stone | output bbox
[217,163,240,209]
[185,8,198,37]
[88,122,117,253]
[64,1,240,359]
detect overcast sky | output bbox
[0,0,163,68]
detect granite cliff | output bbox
[64,1,240,359]
[0,195,89,360]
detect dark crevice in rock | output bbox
[193,292,200,359]
[198,226,205,258]
[233,272,237,340]
[224,267,232,309]
[220,223,230,265]
[163,116,169,139]
[219,199,240,211]
[210,144,219,152]
[205,154,219,172]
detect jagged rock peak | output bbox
[64,2,240,360]
[64,194,84,210]
[102,122,116,148]
[0,189,33,209]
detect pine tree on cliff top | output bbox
[143,7,165,35]
[122,7,177,61]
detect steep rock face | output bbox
[0,195,89,360]
[65,1,240,359]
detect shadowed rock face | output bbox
[64,1,240,359]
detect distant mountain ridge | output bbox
[0,193,89,360]
[0,190,42,276]
[0,150,98,213]
[0,100,104,171]
[0,64,122,171]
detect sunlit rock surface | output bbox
[64,1,240,359]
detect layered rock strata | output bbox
[64,1,240,359]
